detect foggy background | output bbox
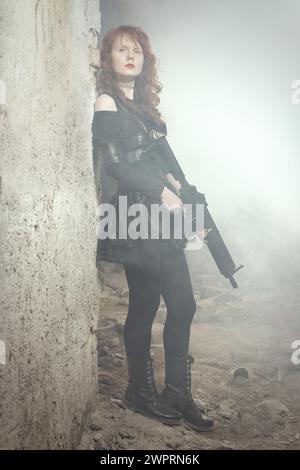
[100,0,300,289]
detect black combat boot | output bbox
[160,353,214,432]
[122,355,183,426]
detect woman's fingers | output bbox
[198,227,212,238]
[165,201,184,213]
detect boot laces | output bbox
[184,356,200,413]
[146,359,158,394]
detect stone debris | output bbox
[255,399,289,424]
[231,367,250,385]
[89,410,103,431]
[218,399,237,419]
[77,278,300,450]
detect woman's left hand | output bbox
[166,173,182,192]
[198,228,212,242]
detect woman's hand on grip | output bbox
[160,186,184,214]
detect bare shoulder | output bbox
[94,93,117,112]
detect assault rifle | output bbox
[179,184,244,288]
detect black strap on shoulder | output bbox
[112,94,149,134]
[106,92,167,143]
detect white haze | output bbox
[119,0,300,288]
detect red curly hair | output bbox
[95,25,165,126]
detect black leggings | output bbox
[123,247,197,360]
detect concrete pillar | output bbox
[0,0,101,449]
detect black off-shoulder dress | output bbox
[91,94,189,269]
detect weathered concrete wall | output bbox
[0,0,100,449]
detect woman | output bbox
[92,25,213,433]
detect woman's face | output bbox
[111,34,144,81]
